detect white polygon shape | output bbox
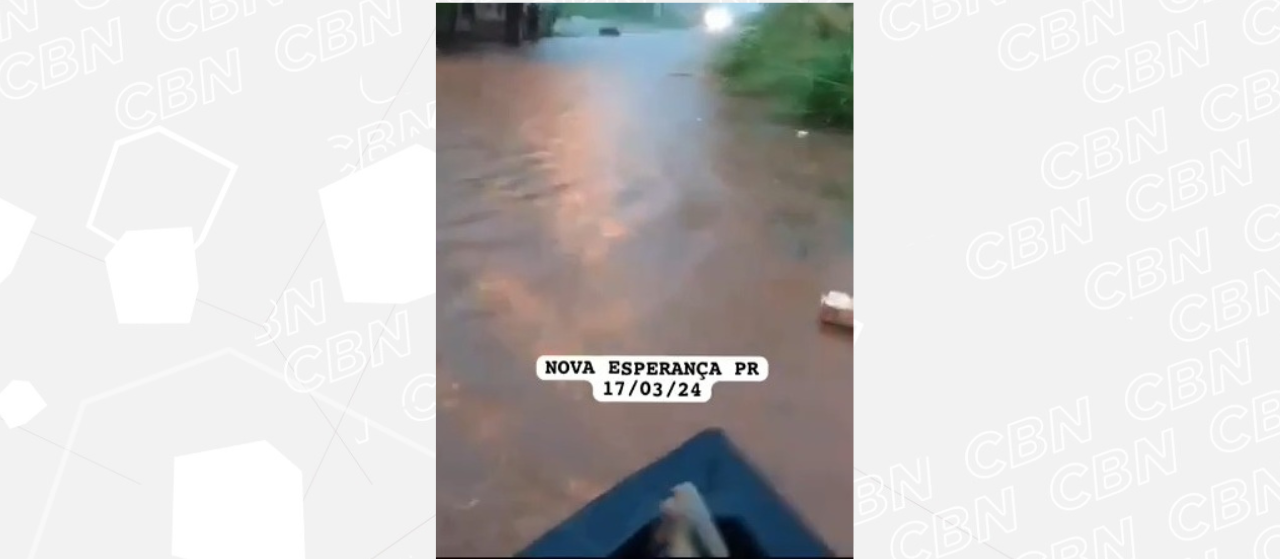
[319,144,435,305]
[0,197,36,285]
[27,348,434,559]
[104,228,199,324]
[0,380,47,429]
[87,126,237,250]
[172,441,305,559]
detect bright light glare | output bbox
[704,7,733,32]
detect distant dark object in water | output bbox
[517,428,835,558]
[599,27,621,36]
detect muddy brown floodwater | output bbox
[436,29,853,557]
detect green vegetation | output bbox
[713,4,853,130]
[436,3,460,42]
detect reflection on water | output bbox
[436,31,853,557]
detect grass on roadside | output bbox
[713,4,852,130]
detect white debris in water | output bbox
[819,291,854,328]
[797,130,809,138]
[821,291,852,310]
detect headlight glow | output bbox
[704,7,734,32]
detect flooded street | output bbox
[436,29,853,556]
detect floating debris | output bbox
[819,290,853,328]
